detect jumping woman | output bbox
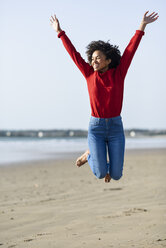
[50,11,159,183]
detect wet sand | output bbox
[0,148,166,248]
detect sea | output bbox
[0,136,166,166]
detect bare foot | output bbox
[105,173,111,183]
[76,150,89,167]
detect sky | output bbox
[0,0,166,130]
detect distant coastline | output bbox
[0,129,166,138]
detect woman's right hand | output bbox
[50,14,62,34]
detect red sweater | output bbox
[58,30,144,118]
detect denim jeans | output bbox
[87,116,125,180]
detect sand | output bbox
[0,148,166,248]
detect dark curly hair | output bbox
[86,40,121,69]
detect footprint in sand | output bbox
[104,208,148,219]
[103,187,123,191]
[24,239,34,242]
[37,233,52,236]
[123,208,148,216]
[157,238,166,242]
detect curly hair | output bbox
[86,40,121,69]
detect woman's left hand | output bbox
[142,11,159,25]
[139,11,159,31]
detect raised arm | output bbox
[117,11,159,79]
[50,15,92,78]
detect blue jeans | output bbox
[87,116,125,180]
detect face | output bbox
[91,50,111,73]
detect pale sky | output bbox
[0,0,166,130]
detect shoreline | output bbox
[1,147,166,168]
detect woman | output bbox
[50,11,158,183]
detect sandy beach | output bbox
[0,148,166,248]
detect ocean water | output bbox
[0,136,166,165]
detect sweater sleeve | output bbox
[117,30,144,79]
[58,31,92,78]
